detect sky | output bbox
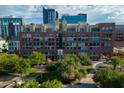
[0,5,124,24]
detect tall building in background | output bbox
[43,8,59,24]
[0,16,25,40]
[61,14,87,24]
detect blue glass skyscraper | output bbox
[43,8,58,24]
[61,14,87,24]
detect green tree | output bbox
[0,54,20,73]
[28,51,46,65]
[93,68,124,88]
[79,55,92,65]
[56,54,86,81]
[15,80,39,88]
[110,56,121,70]
[0,53,32,76]
[40,79,64,88]
[93,68,118,87]
[119,59,124,71]
[41,54,86,82]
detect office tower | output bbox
[43,8,58,24]
[61,14,87,24]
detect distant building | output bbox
[43,8,59,24]
[25,23,45,32]
[61,14,87,24]
[0,16,26,39]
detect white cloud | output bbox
[37,5,124,24]
[0,5,124,24]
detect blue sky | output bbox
[0,5,124,24]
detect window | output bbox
[101,26,113,31]
[67,28,76,32]
[80,28,85,32]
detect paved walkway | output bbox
[0,76,20,88]
[65,74,97,88]
[79,74,97,88]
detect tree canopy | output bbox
[0,53,33,75]
[108,56,124,71]
[28,51,46,65]
[15,80,39,88]
[93,68,124,88]
[110,56,121,70]
[40,79,64,88]
[79,55,92,65]
[42,54,86,81]
[56,54,86,81]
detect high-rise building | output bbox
[0,16,25,39]
[61,14,87,24]
[43,8,58,24]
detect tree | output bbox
[56,54,86,81]
[119,58,124,71]
[15,80,39,88]
[28,51,46,65]
[79,55,92,65]
[93,68,118,87]
[41,54,86,82]
[110,56,121,70]
[40,79,64,88]
[93,68,124,88]
[14,58,31,74]
[0,53,20,73]
[0,53,32,76]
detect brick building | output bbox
[18,22,115,61]
[114,25,124,47]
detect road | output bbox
[0,76,21,88]
[93,59,106,69]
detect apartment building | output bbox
[18,22,115,61]
[114,25,124,47]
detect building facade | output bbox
[18,22,115,61]
[114,25,124,47]
[0,16,25,40]
[43,8,59,24]
[8,40,20,54]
